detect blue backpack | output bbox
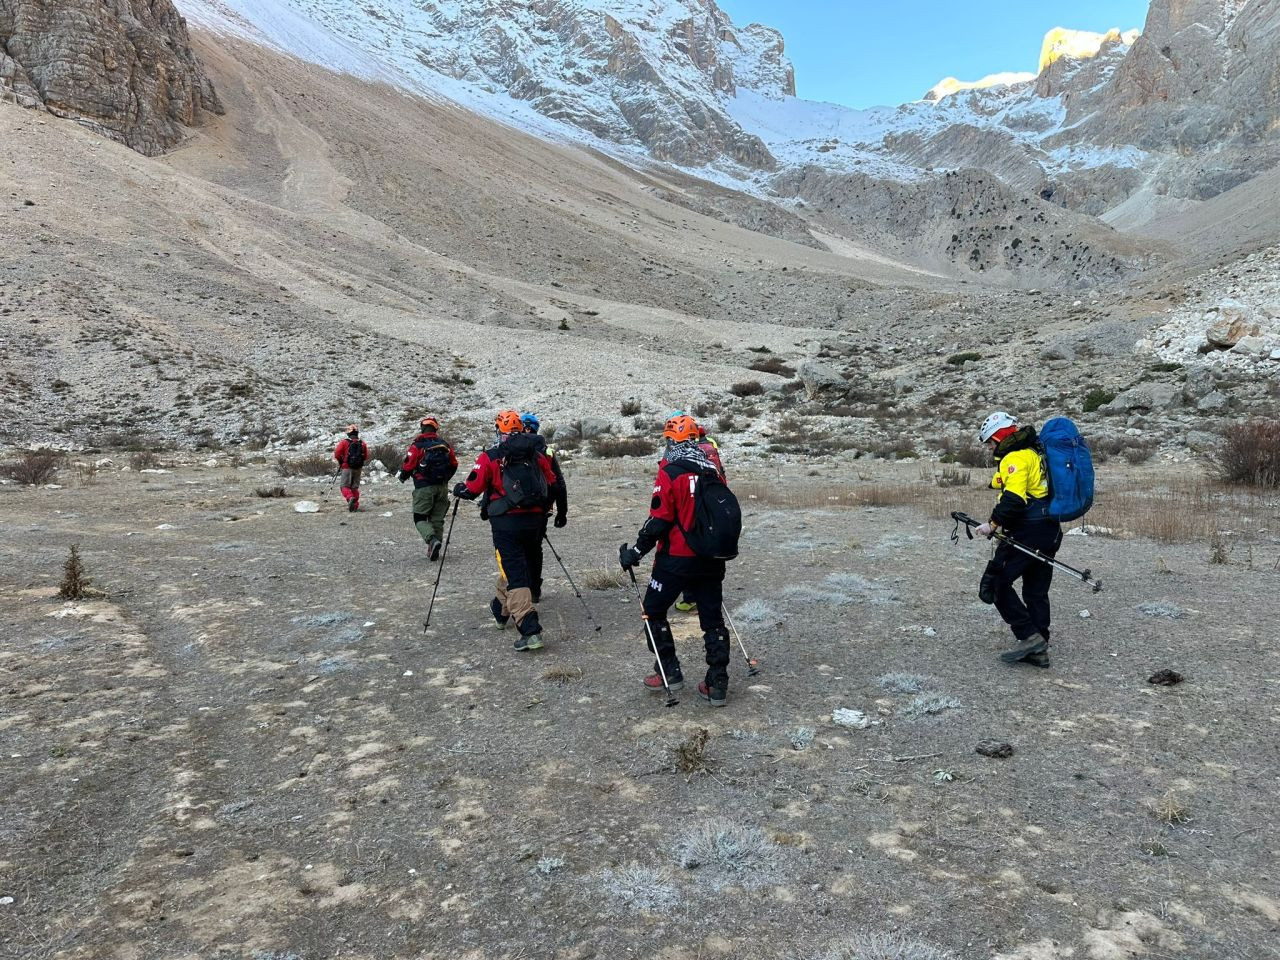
[1039,417,1094,522]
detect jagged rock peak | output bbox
[0,0,222,155]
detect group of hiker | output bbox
[331,406,1094,705]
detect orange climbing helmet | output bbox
[420,416,439,432]
[663,414,699,443]
[346,424,359,436]
[495,410,524,435]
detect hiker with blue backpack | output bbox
[453,410,563,652]
[618,414,742,706]
[970,412,1095,669]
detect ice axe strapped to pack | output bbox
[950,511,1102,593]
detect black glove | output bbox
[554,513,567,529]
[618,543,642,571]
[397,470,409,483]
[452,482,469,499]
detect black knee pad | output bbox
[979,561,1000,605]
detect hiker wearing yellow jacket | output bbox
[974,412,1063,669]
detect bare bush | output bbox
[589,435,656,458]
[748,356,795,377]
[276,452,334,477]
[729,380,764,397]
[811,931,956,960]
[129,450,161,470]
[255,485,288,498]
[675,820,779,889]
[370,442,400,473]
[541,665,583,684]
[936,465,970,487]
[1216,420,1280,488]
[3,450,62,485]
[596,863,677,913]
[620,398,642,416]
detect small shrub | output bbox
[1122,443,1156,465]
[936,465,970,487]
[938,437,988,468]
[748,356,795,377]
[597,863,677,913]
[370,442,400,473]
[255,485,288,498]
[129,450,161,470]
[558,318,570,331]
[716,414,736,434]
[1149,362,1182,373]
[813,931,956,960]
[1216,420,1280,488]
[675,820,778,889]
[1082,387,1116,413]
[729,380,764,398]
[276,452,335,477]
[900,693,960,720]
[620,399,642,417]
[589,435,656,458]
[877,673,929,694]
[347,380,372,391]
[58,545,89,599]
[733,599,778,628]
[3,450,62,485]
[946,351,981,365]
[673,728,711,775]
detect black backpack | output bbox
[487,434,547,516]
[670,465,741,561]
[412,437,454,484]
[345,439,366,469]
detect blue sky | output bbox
[717,1,1152,108]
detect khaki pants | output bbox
[340,467,362,491]
[411,484,449,544]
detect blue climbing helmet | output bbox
[520,411,540,434]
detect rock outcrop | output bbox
[0,0,221,155]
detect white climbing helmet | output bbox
[978,411,1018,443]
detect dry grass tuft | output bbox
[370,442,400,473]
[255,485,288,498]
[58,545,90,600]
[589,435,656,458]
[541,665,583,684]
[583,568,625,590]
[1148,792,1191,826]
[674,728,711,775]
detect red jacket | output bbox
[462,442,558,517]
[333,437,368,468]
[399,432,458,485]
[638,461,707,558]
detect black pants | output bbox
[492,518,543,635]
[988,522,1063,643]
[642,556,730,687]
[531,517,548,596]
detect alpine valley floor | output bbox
[2,455,1277,960]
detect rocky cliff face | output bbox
[0,0,221,155]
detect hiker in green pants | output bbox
[397,417,459,560]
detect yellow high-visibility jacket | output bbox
[990,447,1049,527]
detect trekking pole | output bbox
[626,562,678,708]
[423,498,462,631]
[542,533,602,632]
[950,511,1102,593]
[722,607,761,677]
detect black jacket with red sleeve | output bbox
[458,434,560,528]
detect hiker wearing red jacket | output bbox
[333,424,369,512]
[397,416,459,560]
[619,415,733,706]
[453,410,562,652]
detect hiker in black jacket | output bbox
[521,411,568,602]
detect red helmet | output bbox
[420,416,439,431]
[663,415,699,443]
[495,410,524,435]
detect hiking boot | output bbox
[348,498,359,513]
[641,671,684,692]
[513,632,543,652]
[428,539,442,561]
[1000,636,1049,664]
[674,600,697,613]
[489,597,510,629]
[1023,652,1052,669]
[697,681,727,707]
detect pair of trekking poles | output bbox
[950,511,1103,593]
[421,498,602,632]
[421,500,762,706]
